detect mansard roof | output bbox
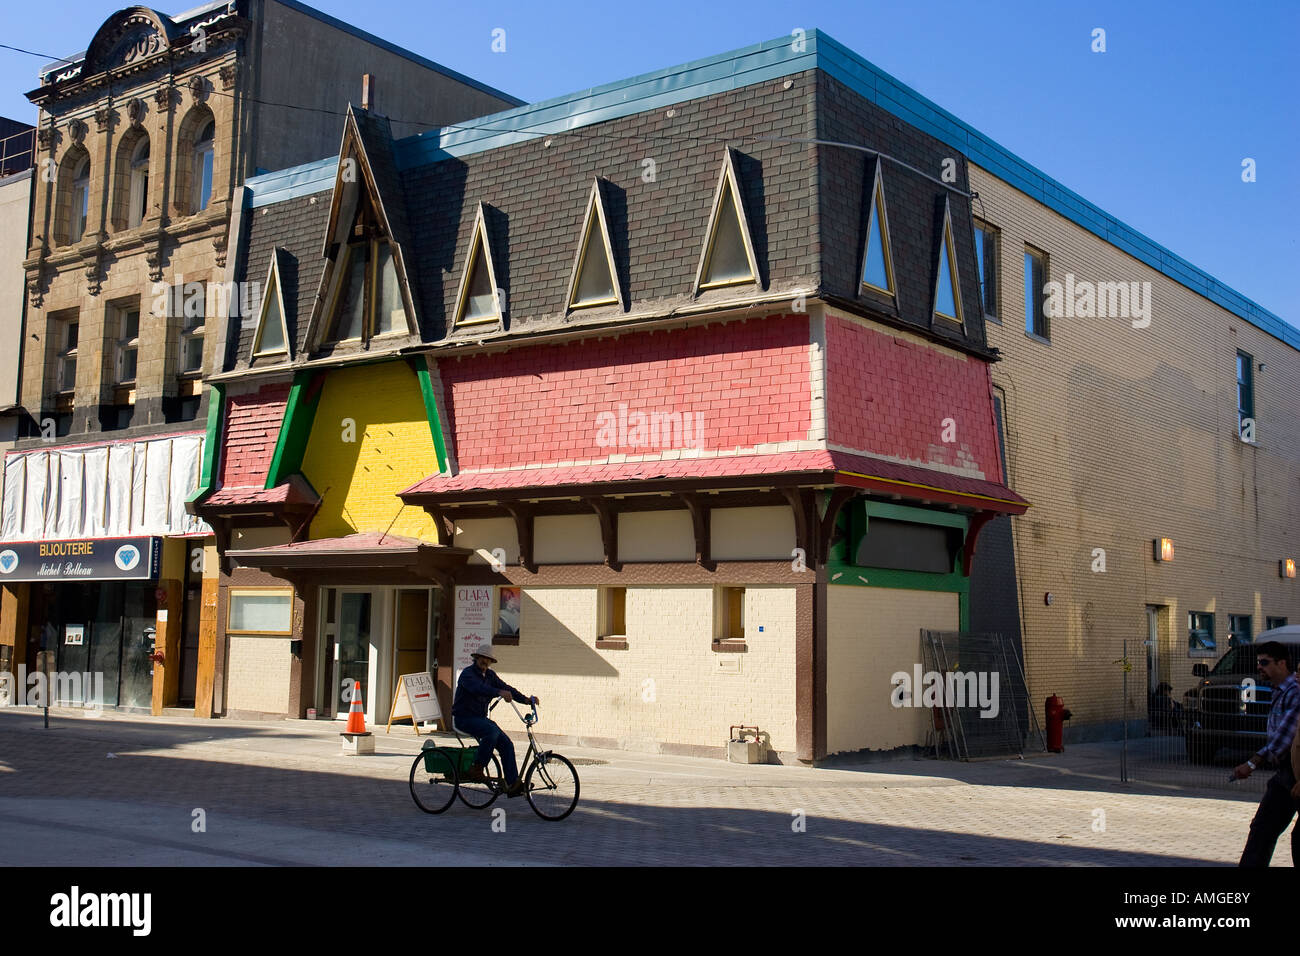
[226,65,988,372]
[229,28,1294,358]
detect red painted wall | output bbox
[219,383,291,488]
[438,316,812,470]
[825,315,1002,481]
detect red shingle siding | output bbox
[825,316,1002,481]
[437,315,812,470]
[218,383,292,489]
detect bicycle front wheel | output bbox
[457,752,503,809]
[410,749,457,815]
[525,752,579,821]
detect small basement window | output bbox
[596,587,628,649]
[713,586,746,650]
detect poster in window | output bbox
[497,586,521,638]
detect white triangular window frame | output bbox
[566,179,622,311]
[252,250,291,358]
[859,160,896,298]
[452,203,504,328]
[932,198,964,327]
[694,150,759,293]
[306,108,420,352]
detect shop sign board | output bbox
[0,537,162,582]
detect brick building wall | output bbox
[827,585,960,754]
[300,360,439,540]
[493,584,798,753]
[971,163,1300,734]
[824,311,1003,480]
[225,634,292,714]
[438,314,814,469]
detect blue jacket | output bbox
[451,664,530,719]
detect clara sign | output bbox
[0,536,162,582]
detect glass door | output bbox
[335,590,376,723]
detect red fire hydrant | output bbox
[1045,694,1071,752]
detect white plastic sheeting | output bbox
[0,435,210,541]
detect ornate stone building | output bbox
[0,0,517,715]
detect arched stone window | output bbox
[111,129,150,231]
[192,119,214,212]
[175,105,215,215]
[56,146,92,245]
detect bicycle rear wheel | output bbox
[457,752,503,809]
[525,752,579,821]
[409,749,457,815]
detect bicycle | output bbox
[409,697,580,820]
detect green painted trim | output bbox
[187,382,225,504]
[826,561,969,596]
[826,489,850,564]
[959,589,970,632]
[414,357,449,473]
[265,370,324,489]
[863,500,967,529]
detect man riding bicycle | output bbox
[452,643,538,798]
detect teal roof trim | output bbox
[245,155,338,207]
[247,28,1295,349]
[392,34,817,170]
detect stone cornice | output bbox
[27,23,246,109]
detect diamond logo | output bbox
[114,545,140,571]
[0,550,17,573]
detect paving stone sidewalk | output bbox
[0,708,1274,866]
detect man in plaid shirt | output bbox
[1236,641,1300,866]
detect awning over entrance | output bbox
[226,532,472,578]
[399,449,1028,515]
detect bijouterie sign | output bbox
[0,536,162,581]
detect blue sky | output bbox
[2,0,1296,325]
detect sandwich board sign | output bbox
[387,671,443,734]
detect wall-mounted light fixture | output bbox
[1153,538,1174,562]
[1282,559,1296,579]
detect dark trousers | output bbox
[1239,764,1300,867]
[455,715,520,784]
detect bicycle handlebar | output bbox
[489,695,538,724]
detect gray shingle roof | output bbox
[226,65,990,373]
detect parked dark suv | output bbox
[1182,640,1300,764]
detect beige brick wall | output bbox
[489,585,797,752]
[972,162,1300,728]
[826,585,960,754]
[225,635,291,714]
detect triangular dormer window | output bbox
[306,107,419,352]
[453,204,502,327]
[252,250,290,357]
[567,179,621,310]
[860,161,896,297]
[695,151,758,291]
[933,199,963,326]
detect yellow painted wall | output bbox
[300,361,439,541]
[826,585,960,755]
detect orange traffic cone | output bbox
[344,680,368,735]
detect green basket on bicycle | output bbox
[421,740,477,775]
